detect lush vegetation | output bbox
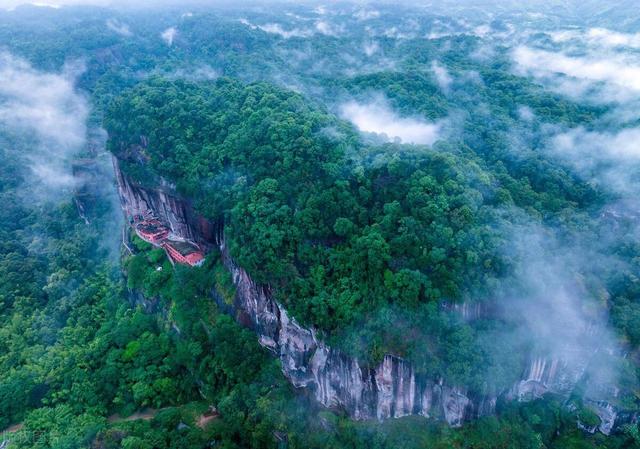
[1,2,639,448]
[104,74,638,394]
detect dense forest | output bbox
[1,2,640,448]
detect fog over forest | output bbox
[0,1,639,449]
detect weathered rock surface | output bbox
[113,157,636,433]
[113,158,219,246]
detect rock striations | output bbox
[113,156,634,433]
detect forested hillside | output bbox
[1,2,639,448]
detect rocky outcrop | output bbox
[113,157,636,433]
[220,247,503,424]
[113,158,220,246]
[441,300,493,321]
[220,246,498,424]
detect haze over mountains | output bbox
[0,1,639,448]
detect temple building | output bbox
[130,215,205,267]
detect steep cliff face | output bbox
[113,157,633,433]
[113,158,219,246]
[221,248,502,425]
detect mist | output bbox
[474,21,640,407]
[0,1,637,439]
[431,61,452,93]
[493,214,622,391]
[106,18,132,36]
[511,23,640,233]
[0,50,122,263]
[340,98,443,145]
[513,45,640,93]
[0,52,87,202]
[161,26,177,45]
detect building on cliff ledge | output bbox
[131,216,205,267]
[135,220,170,243]
[162,240,205,267]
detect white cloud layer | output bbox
[550,27,640,50]
[513,27,640,203]
[513,45,640,93]
[554,127,640,161]
[354,9,380,21]
[0,52,87,197]
[240,19,312,39]
[511,26,640,247]
[340,99,442,145]
[363,40,379,56]
[106,18,132,37]
[431,61,452,92]
[0,53,86,150]
[161,27,177,46]
[315,20,341,36]
[240,18,341,39]
[551,127,640,195]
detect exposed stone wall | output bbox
[113,158,220,246]
[113,156,634,433]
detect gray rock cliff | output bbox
[113,157,635,433]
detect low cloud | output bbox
[513,28,640,195]
[313,5,327,15]
[381,25,417,40]
[315,20,341,37]
[512,45,640,93]
[492,217,621,399]
[340,99,442,145]
[586,28,640,49]
[284,12,312,21]
[261,23,311,38]
[431,61,452,93]
[168,64,219,81]
[517,105,535,122]
[550,127,640,195]
[363,40,379,56]
[550,27,640,50]
[0,52,87,201]
[426,19,466,40]
[240,19,312,39]
[161,27,177,46]
[106,18,132,37]
[554,127,640,161]
[1,0,110,9]
[473,24,491,37]
[504,223,606,353]
[240,18,340,39]
[0,54,85,149]
[354,9,380,21]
